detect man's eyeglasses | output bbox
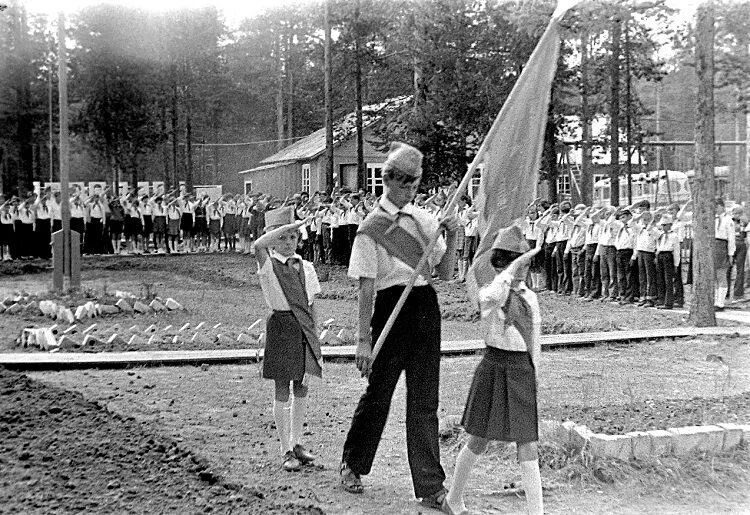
[389,170,420,185]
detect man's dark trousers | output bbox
[656,252,675,307]
[342,285,445,498]
[616,249,636,301]
[637,251,657,301]
[584,243,601,298]
[555,240,571,293]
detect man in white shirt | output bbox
[341,142,458,509]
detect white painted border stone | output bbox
[547,421,746,460]
[668,426,725,456]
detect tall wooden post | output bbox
[689,1,716,327]
[53,13,80,292]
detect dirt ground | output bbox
[1,253,730,354]
[2,254,749,514]
[17,336,750,514]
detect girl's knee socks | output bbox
[273,399,292,453]
[520,459,543,515]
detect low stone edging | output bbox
[545,420,750,460]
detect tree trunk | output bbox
[609,16,621,207]
[624,18,633,204]
[580,29,593,205]
[161,102,170,193]
[689,2,717,327]
[544,111,558,203]
[16,6,34,195]
[355,0,365,191]
[286,23,294,142]
[171,69,179,191]
[276,31,284,152]
[324,0,334,193]
[411,10,426,109]
[185,97,193,191]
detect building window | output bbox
[557,175,571,197]
[470,177,481,200]
[301,164,310,194]
[367,163,384,195]
[244,180,252,194]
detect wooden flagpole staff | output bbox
[367,0,575,372]
[366,124,502,371]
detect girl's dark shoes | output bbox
[293,444,316,464]
[282,451,301,472]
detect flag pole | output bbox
[368,3,574,368]
[368,108,504,367]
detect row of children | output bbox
[520,197,749,310]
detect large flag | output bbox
[466,5,570,305]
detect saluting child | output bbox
[444,225,543,515]
[253,206,323,472]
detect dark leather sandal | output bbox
[420,488,448,510]
[340,463,364,494]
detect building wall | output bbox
[242,162,302,198]
[242,128,390,197]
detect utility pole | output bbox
[324,0,334,193]
[690,1,716,327]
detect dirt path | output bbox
[28,337,750,514]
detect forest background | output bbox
[0,0,748,204]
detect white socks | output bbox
[273,400,292,453]
[446,444,478,514]
[290,396,307,447]
[715,286,727,308]
[274,396,309,452]
[520,460,543,515]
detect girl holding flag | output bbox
[444,225,543,515]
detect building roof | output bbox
[242,96,411,174]
[238,161,295,175]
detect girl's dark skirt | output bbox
[262,311,320,381]
[153,215,167,234]
[180,213,193,234]
[0,223,13,246]
[208,219,221,238]
[143,215,153,236]
[461,347,538,443]
[35,218,51,258]
[167,218,180,237]
[242,217,252,237]
[71,217,85,236]
[125,218,142,239]
[527,238,543,272]
[109,219,123,236]
[223,214,237,235]
[194,216,208,236]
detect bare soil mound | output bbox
[0,367,322,514]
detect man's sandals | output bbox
[420,488,449,511]
[339,463,364,494]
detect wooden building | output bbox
[239,96,410,197]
